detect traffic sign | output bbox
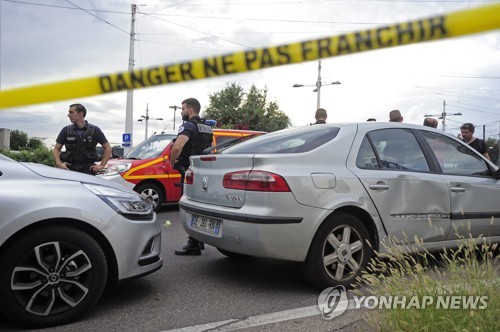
[122,133,131,143]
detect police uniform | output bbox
[56,121,108,175]
[174,116,213,256]
[174,116,214,172]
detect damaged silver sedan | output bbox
[179,123,500,288]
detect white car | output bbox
[0,154,162,328]
[179,123,500,288]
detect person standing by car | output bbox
[313,108,327,124]
[459,123,490,160]
[53,103,112,175]
[389,109,403,122]
[170,97,214,256]
[423,118,438,128]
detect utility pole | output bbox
[169,105,181,130]
[138,103,163,140]
[123,4,136,154]
[441,100,446,131]
[424,100,461,132]
[315,61,322,109]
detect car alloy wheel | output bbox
[0,225,107,328]
[304,212,372,289]
[135,183,164,212]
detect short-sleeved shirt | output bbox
[56,121,108,146]
[175,116,202,169]
[176,118,199,140]
[467,138,487,156]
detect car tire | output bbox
[303,212,373,289]
[0,225,108,328]
[217,248,250,259]
[135,183,164,212]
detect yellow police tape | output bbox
[1,3,500,110]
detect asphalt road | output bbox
[0,206,369,332]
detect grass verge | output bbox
[357,239,499,331]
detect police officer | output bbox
[170,98,213,256]
[53,103,112,175]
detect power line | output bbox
[138,11,389,25]
[147,14,254,50]
[64,0,129,35]
[135,38,232,51]
[438,74,500,79]
[2,0,129,14]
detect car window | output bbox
[362,129,430,172]
[126,134,176,159]
[215,136,239,146]
[356,137,380,169]
[421,131,490,176]
[223,126,340,154]
[206,133,264,154]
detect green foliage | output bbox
[28,137,45,150]
[204,82,291,132]
[1,147,55,166]
[2,130,54,166]
[9,129,29,150]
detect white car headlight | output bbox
[102,163,132,176]
[83,183,153,219]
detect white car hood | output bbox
[21,162,134,192]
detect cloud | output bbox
[1,0,499,147]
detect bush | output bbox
[1,147,55,167]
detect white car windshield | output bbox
[126,134,177,159]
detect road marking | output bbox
[161,299,356,332]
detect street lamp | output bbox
[137,103,163,140]
[424,100,461,131]
[169,105,181,130]
[293,60,341,109]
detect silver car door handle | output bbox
[450,186,466,193]
[369,184,390,190]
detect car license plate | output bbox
[191,214,222,235]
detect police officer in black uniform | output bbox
[170,98,213,256]
[53,103,112,175]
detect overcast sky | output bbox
[1,0,499,148]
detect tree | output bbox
[28,137,45,150]
[204,82,291,132]
[10,129,29,150]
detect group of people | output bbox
[53,99,212,256]
[315,108,490,160]
[389,109,489,160]
[53,101,494,256]
[56,103,492,178]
